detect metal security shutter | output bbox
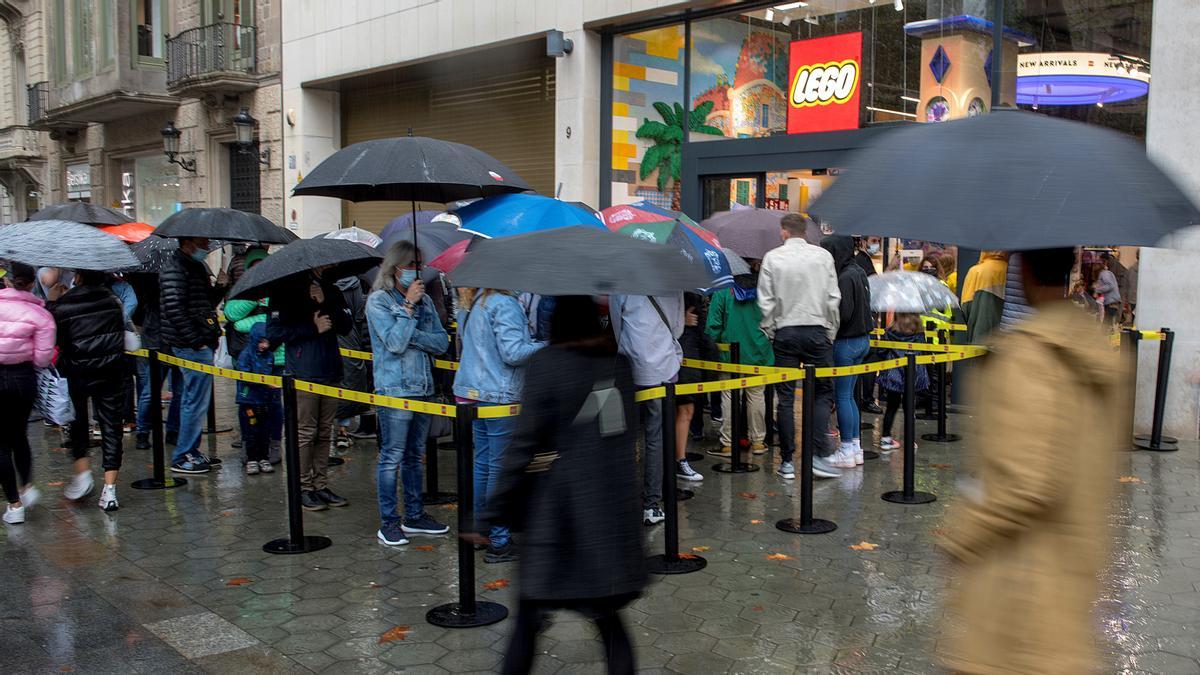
[339,41,556,233]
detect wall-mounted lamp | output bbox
[546,29,573,57]
[161,121,197,173]
[232,106,270,167]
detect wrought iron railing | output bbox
[26,81,48,123]
[166,22,257,88]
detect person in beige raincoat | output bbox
[940,247,1127,675]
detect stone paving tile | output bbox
[145,611,259,659]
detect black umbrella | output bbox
[126,235,227,274]
[27,202,134,226]
[154,208,296,244]
[229,238,383,300]
[0,220,137,271]
[810,109,1200,249]
[450,226,712,296]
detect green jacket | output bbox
[224,298,285,366]
[704,289,774,366]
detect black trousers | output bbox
[881,390,903,438]
[238,404,270,462]
[69,374,125,471]
[0,363,36,503]
[503,595,635,675]
[772,326,834,462]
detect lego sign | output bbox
[787,33,863,134]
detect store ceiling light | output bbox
[775,2,807,9]
[901,95,921,103]
[764,8,775,21]
[894,0,904,10]
[804,13,819,25]
[782,14,792,26]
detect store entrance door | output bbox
[701,173,765,220]
[230,143,261,214]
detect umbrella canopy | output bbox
[604,212,732,290]
[128,234,178,273]
[869,271,960,313]
[450,226,713,297]
[723,248,751,276]
[314,226,382,249]
[291,136,532,203]
[811,109,1200,248]
[600,200,701,229]
[379,211,471,255]
[27,202,134,226]
[427,238,471,275]
[154,208,296,244]
[0,220,137,271]
[701,208,820,259]
[447,193,605,239]
[229,238,383,300]
[100,221,154,243]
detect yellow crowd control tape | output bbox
[681,358,794,377]
[1138,330,1165,341]
[869,340,987,357]
[339,347,459,371]
[293,380,459,418]
[157,353,284,387]
[635,386,666,403]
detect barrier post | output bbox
[883,355,937,504]
[1134,328,1178,452]
[917,321,938,421]
[422,435,457,504]
[922,331,961,443]
[427,403,508,627]
[764,384,775,447]
[263,376,333,554]
[777,366,837,534]
[131,349,186,490]
[714,343,759,474]
[647,384,707,574]
[203,378,233,436]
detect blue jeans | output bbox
[171,347,213,463]
[472,417,514,548]
[165,367,182,435]
[377,406,431,524]
[135,357,152,435]
[832,335,871,442]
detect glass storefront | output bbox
[120,155,180,226]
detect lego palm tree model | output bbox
[636,100,725,209]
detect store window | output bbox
[65,162,91,202]
[125,156,180,226]
[136,0,165,62]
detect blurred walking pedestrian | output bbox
[941,247,1124,674]
[1094,253,1122,328]
[758,214,841,481]
[0,263,56,524]
[610,293,684,526]
[476,295,645,675]
[455,287,544,563]
[49,269,126,511]
[366,242,451,546]
[821,235,873,468]
[961,251,1009,344]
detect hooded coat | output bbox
[821,235,873,339]
[940,301,1126,675]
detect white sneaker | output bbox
[3,504,24,524]
[676,460,703,482]
[258,460,275,474]
[830,449,857,469]
[855,446,865,466]
[643,506,665,526]
[776,461,796,480]
[64,471,94,501]
[879,437,900,452]
[811,456,843,479]
[20,486,40,510]
[98,484,119,512]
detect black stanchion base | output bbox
[645,554,707,575]
[712,462,761,474]
[1133,438,1179,452]
[328,456,346,467]
[131,476,187,490]
[860,421,874,430]
[1135,433,1178,444]
[262,535,333,555]
[677,489,694,501]
[921,433,961,443]
[421,491,458,505]
[862,450,880,461]
[202,427,233,434]
[685,452,704,463]
[426,601,508,628]
[916,413,939,421]
[775,517,837,535]
[881,490,937,505]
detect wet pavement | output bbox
[2,381,1198,674]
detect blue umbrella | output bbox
[447,193,605,239]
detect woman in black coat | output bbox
[477,295,645,675]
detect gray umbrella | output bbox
[869,271,960,313]
[723,248,751,276]
[701,208,820,259]
[0,220,137,271]
[451,226,712,296]
[27,202,134,226]
[154,208,296,244]
[229,238,383,300]
[811,109,1200,248]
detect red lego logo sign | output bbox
[787,32,863,134]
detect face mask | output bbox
[867,244,880,256]
[397,269,418,287]
[921,267,938,277]
[191,249,208,263]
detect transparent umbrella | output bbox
[869,271,960,313]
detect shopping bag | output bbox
[35,367,75,426]
[214,335,234,369]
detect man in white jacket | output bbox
[758,214,842,480]
[610,293,683,525]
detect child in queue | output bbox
[875,313,929,452]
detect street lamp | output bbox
[160,120,197,173]
[231,106,270,167]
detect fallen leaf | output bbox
[59,667,74,673]
[377,625,411,644]
[849,541,880,551]
[766,491,778,497]
[1118,476,1143,484]
[225,577,254,586]
[368,582,382,589]
[751,605,764,612]
[438,503,458,510]
[930,528,946,537]
[691,546,710,553]
[679,553,700,560]
[219,511,234,518]
[930,463,952,470]
[413,545,435,552]
[766,553,793,561]
[750,519,764,525]
[47,481,64,487]
[738,492,758,500]
[482,579,510,591]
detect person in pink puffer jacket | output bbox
[0,262,57,525]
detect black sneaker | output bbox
[170,457,210,474]
[377,521,408,546]
[484,542,518,564]
[197,453,222,467]
[402,512,449,535]
[300,491,327,511]
[314,488,348,507]
[135,433,150,450]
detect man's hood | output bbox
[820,235,856,272]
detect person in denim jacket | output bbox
[454,288,544,563]
[366,242,450,547]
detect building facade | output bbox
[0,0,282,225]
